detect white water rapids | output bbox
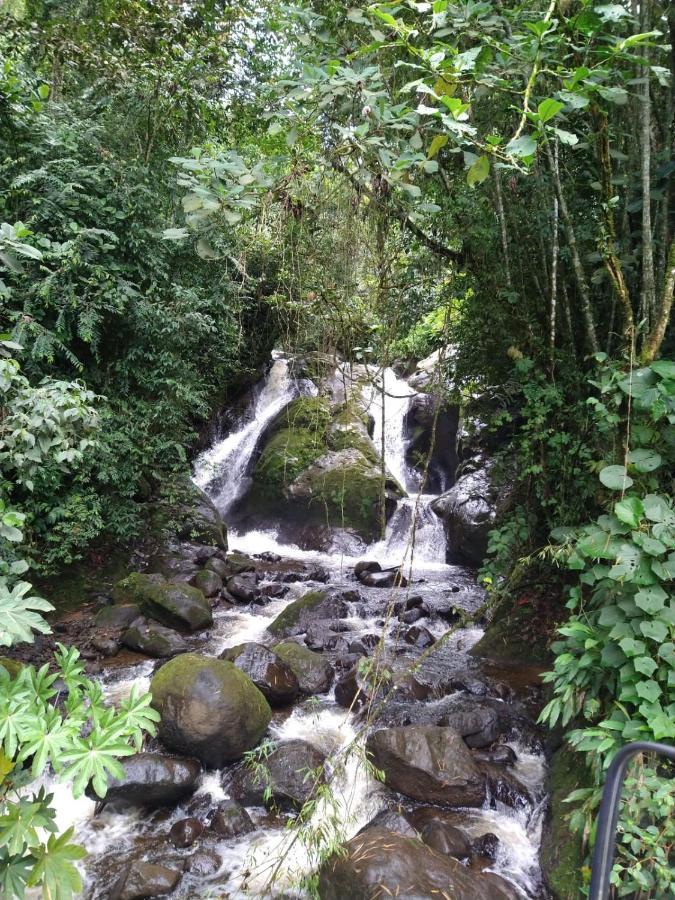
[47,354,546,899]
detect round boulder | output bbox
[86,752,201,807]
[272,641,334,694]
[229,739,326,809]
[150,654,272,767]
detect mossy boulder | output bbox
[252,397,332,497]
[286,448,403,541]
[469,594,552,666]
[267,590,347,637]
[272,641,334,694]
[540,746,589,899]
[113,573,212,632]
[121,621,188,658]
[177,483,228,550]
[150,653,271,767]
[95,603,142,629]
[219,642,299,706]
[192,569,222,598]
[327,401,379,465]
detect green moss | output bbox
[0,657,24,678]
[540,746,590,898]
[310,460,386,540]
[253,397,332,496]
[268,590,328,636]
[113,573,212,631]
[328,403,379,465]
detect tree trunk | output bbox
[639,0,656,331]
[641,238,675,363]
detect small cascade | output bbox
[366,367,419,492]
[193,355,310,513]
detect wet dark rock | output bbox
[334,666,369,710]
[307,564,330,583]
[259,583,289,599]
[219,642,299,706]
[272,641,333,694]
[399,607,424,625]
[86,752,201,808]
[354,560,381,577]
[258,551,281,563]
[229,739,326,809]
[393,674,433,702]
[318,828,517,900]
[359,809,416,838]
[474,744,517,767]
[473,832,500,862]
[365,726,486,807]
[419,820,471,861]
[226,574,258,603]
[184,849,223,877]
[267,590,348,637]
[335,652,365,671]
[114,574,213,632]
[358,569,408,588]
[348,638,373,656]
[403,625,436,649]
[95,603,142,629]
[193,569,223,598]
[122,621,188,659]
[440,705,501,749]
[177,484,227,550]
[482,873,522,900]
[194,545,219,565]
[209,799,254,837]
[113,861,182,900]
[304,624,339,652]
[169,817,203,848]
[226,552,257,574]
[204,556,230,579]
[91,635,121,656]
[482,763,531,811]
[150,654,271,767]
[336,588,363,603]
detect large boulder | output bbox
[272,641,334,694]
[219,642,299,706]
[86,752,201,807]
[114,573,212,632]
[193,569,222,598]
[365,726,486,807]
[121,621,188,658]
[95,603,141,629]
[112,861,182,900]
[286,448,402,542]
[177,483,228,550]
[431,460,507,567]
[318,828,519,900]
[229,739,326,809]
[267,590,348,637]
[150,654,271,767]
[439,705,501,749]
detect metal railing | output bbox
[588,741,675,900]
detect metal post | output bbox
[588,741,675,900]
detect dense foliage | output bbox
[0,0,673,896]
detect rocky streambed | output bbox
[29,352,553,899]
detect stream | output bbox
[48,354,548,899]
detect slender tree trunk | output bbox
[639,0,656,331]
[550,143,560,367]
[493,170,512,289]
[641,238,675,363]
[545,142,599,354]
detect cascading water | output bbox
[193,354,309,514]
[46,352,546,900]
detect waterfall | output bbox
[364,366,447,568]
[193,355,309,514]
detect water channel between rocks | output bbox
[49,353,549,899]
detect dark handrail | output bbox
[588,741,675,900]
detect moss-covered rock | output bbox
[327,401,379,465]
[94,603,141,629]
[150,653,271,767]
[272,641,334,694]
[113,573,212,632]
[193,569,222,598]
[177,483,228,550]
[540,746,589,898]
[121,621,188,658]
[253,397,332,497]
[268,589,347,637]
[469,594,552,666]
[0,657,24,678]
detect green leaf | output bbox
[635,680,661,703]
[0,849,34,899]
[614,497,644,528]
[537,98,564,122]
[427,134,448,159]
[552,127,579,146]
[466,155,490,187]
[627,448,662,473]
[505,134,537,158]
[599,465,633,491]
[37,85,50,100]
[643,494,674,524]
[0,581,54,648]
[650,360,675,380]
[634,586,667,615]
[27,828,86,900]
[640,619,669,643]
[618,637,646,657]
[633,656,658,677]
